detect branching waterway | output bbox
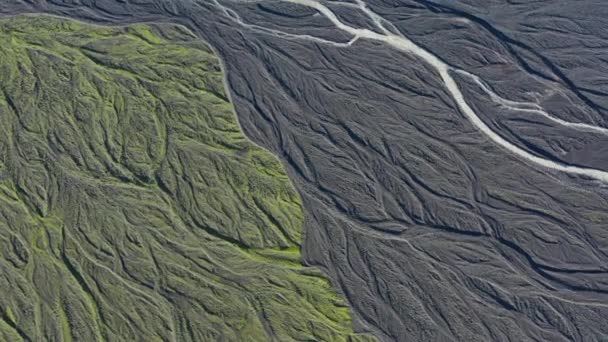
[216,0,608,183]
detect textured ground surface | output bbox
[1,0,608,341]
[0,16,374,341]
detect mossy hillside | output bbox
[0,16,375,341]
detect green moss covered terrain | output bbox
[0,16,374,341]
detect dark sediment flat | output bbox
[2,0,608,341]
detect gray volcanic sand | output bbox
[2,0,608,341]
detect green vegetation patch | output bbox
[0,15,375,341]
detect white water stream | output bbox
[219,0,608,182]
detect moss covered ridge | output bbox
[0,15,375,341]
